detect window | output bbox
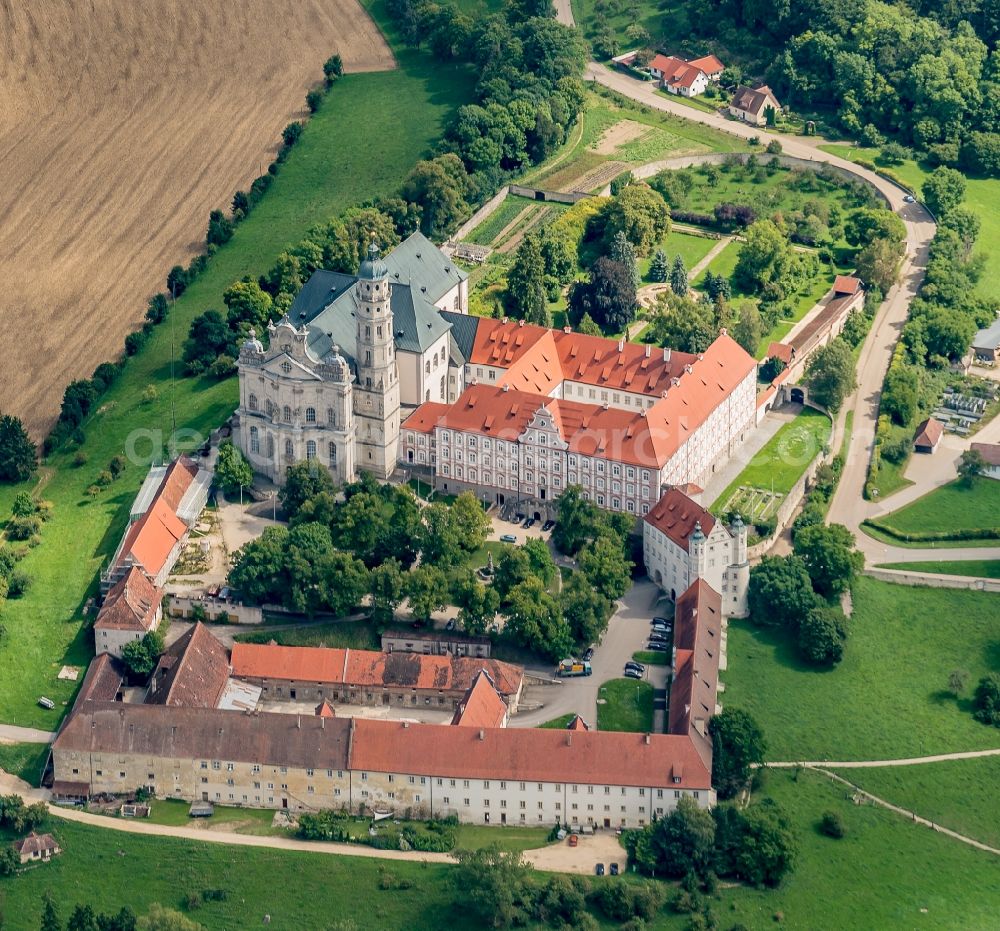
[283,405,292,423]
[281,361,292,374]
[306,440,317,460]
[285,439,293,458]
[248,393,258,411]
[305,407,316,423]
[212,761,221,770]
[327,407,336,427]
[250,427,259,454]
[328,442,337,465]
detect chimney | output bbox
[719,327,728,336]
[321,717,325,730]
[502,384,510,392]
[502,317,509,324]
[479,729,486,741]
[563,326,572,333]
[566,733,572,746]
[617,338,624,352]
[296,716,301,729]
[518,319,525,327]
[663,347,671,362]
[645,343,651,358]
[644,733,651,745]
[403,721,409,728]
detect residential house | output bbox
[729,85,781,126]
[13,832,61,864]
[971,442,1000,480]
[649,55,709,97]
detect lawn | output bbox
[712,408,831,511]
[723,577,1000,762]
[833,756,1000,850]
[123,799,283,835]
[0,742,49,787]
[876,559,1000,579]
[692,768,1000,930]
[692,237,740,287]
[866,477,1000,540]
[0,12,475,729]
[818,143,1000,302]
[637,230,718,281]
[596,679,654,733]
[538,714,577,729]
[632,650,670,666]
[235,620,380,650]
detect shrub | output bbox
[6,569,31,598]
[5,515,41,541]
[124,329,148,356]
[766,140,782,154]
[819,811,845,838]
[72,450,89,468]
[142,385,159,404]
[208,354,237,379]
[96,470,115,487]
[207,209,234,247]
[306,88,324,113]
[167,264,188,297]
[324,54,344,84]
[282,122,304,147]
[145,293,169,324]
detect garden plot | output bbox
[721,485,784,522]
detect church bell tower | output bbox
[353,242,400,478]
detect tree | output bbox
[747,556,817,628]
[601,185,671,254]
[324,53,344,82]
[453,571,501,635]
[229,526,291,604]
[727,801,796,886]
[958,448,986,485]
[922,166,966,219]
[669,255,688,296]
[279,460,336,519]
[649,249,669,282]
[493,547,533,601]
[120,629,166,678]
[451,847,535,929]
[402,154,472,239]
[370,558,406,626]
[947,668,970,697]
[40,895,62,931]
[214,441,253,497]
[820,810,846,838]
[709,708,766,800]
[311,548,369,618]
[11,490,35,518]
[797,603,849,665]
[68,905,100,931]
[503,577,571,659]
[450,492,492,553]
[578,533,632,600]
[419,502,464,567]
[609,230,640,288]
[973,673,1000,726]
[575,312,602,336]
[633,796,717,878]
[731,303,762,356]
[182,310,231,373]
[559,571,611,646]
[0,844,19,876]
[0,413,37,482]
[552,486,599,555]
[805,338,856,412]
[794,523,863,597]
[222,279,273,334]
[406,565,449,624]
[733,220,795,295]
[844,208,906,247]
[881,363,920,426]
[136,905,205,931]
[506,233,549,325]
[568,257,637,333]
[855,236,903,292]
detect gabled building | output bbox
[648,53,724,97]
[13,832,61,864]
[451,670,509,729]
[729,84,782,126]
[146,622,230,708]
[643,487,749,616]
[93,567,163,658]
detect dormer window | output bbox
[281,361,292,374]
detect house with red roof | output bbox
[401,326,758,522]
[643,487,749,616]
[648,53,724,97]
[94,566,163,658]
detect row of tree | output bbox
[35,898,207,931]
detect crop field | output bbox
[0,0,394,437]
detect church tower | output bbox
[353,242,400,479]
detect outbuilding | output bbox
[913,417,944,453]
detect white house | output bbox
[729,84,782,126]
[643,488,749,617]
[971,443,1000,480]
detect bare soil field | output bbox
[589,118,648,154]
[0,0,393,436]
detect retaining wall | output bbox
[167,595,263,624]
[864,568,1000,592]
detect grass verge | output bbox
[866,477,1000,539]
[596,679,654,733]
[876,559,1000,579]
[0,742,49,787]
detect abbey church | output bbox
[235,234,468,483]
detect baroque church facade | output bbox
[235,233,468,483]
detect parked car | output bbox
[445,619,456,631]
[624,667,643,680]
[500,534,517,543]
[524,517,536,528]
[648,632,669,643]
[903,194,915,203]
[625,661,645,673]
[652,616,672,625]
[595,863,605,876]
[610,863,619,876]
[583,646,595,661]
[568,833,579,847]
[514,512,525,523]
[542,519,555,532]
[646,642,668,652]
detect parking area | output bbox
[524,831,628,875]
[487,511,556,546]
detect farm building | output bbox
[913,417,944,453]
[972,320,1000,363]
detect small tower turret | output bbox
[689,520,707,582]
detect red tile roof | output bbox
[315,699,337,718]
[402,402,451,434]
[95,567,162,632]
[766,341,793,364]
[74,653,126,705]
[147,622,230,708]
[450,670,508,728]
[230,643,523,698]
[731,84,780,116]
[14,832,59,856]
[644,488,716,551]
[649,55,705,89]
[688,54,724,75]
[833,275,861,296]
[971,442,1000,467]
[913,417,943,449]
[567,714,591,731]
[348,718,712,789]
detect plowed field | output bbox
[0,0,393,435]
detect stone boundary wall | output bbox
[864,568,1000,592]
[167,594,263,624]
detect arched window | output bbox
[283,405,292,423]
[305,407,316,423]
[327,408,336,427]
[266,435,275,458]
[328,443,337,465]
[248,394,258,411]
[440,376,445,397]
[285,439,294,458]
[249,427,259,453]
[266,399,274,417]
[306,440,317,460]
[425,360,431,374]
